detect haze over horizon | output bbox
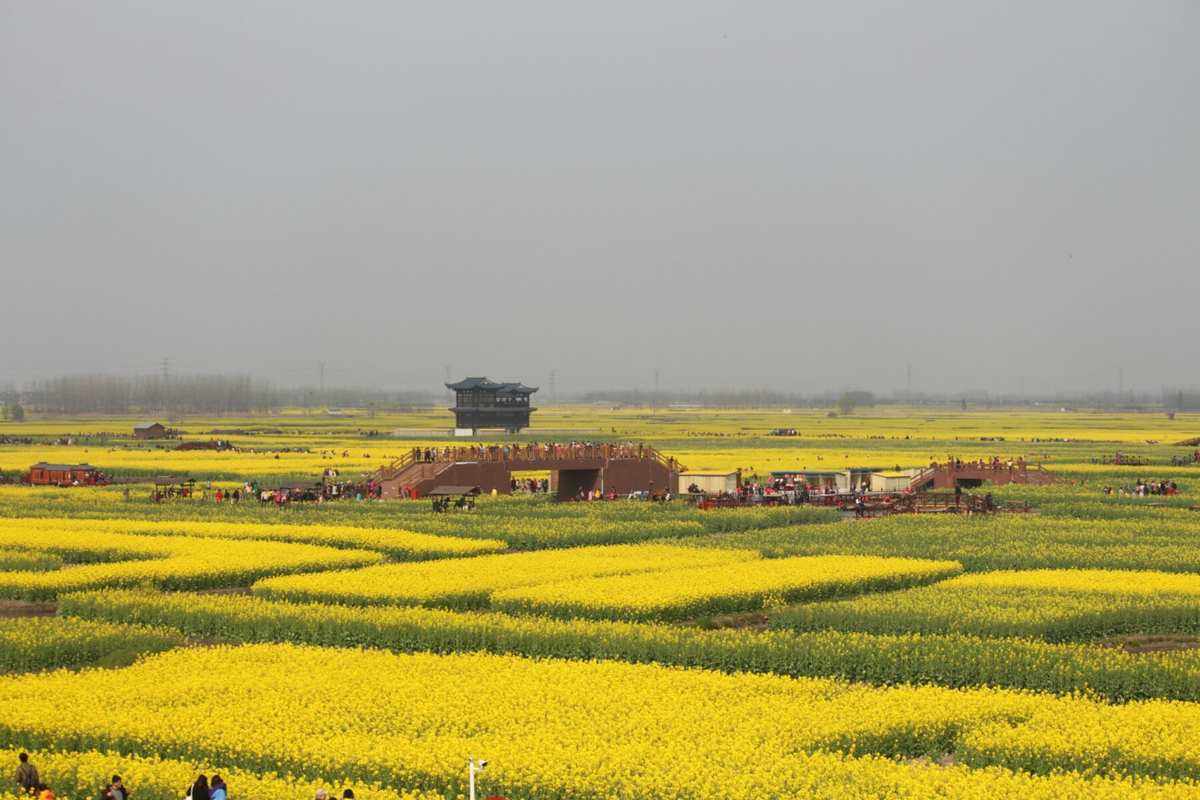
[3,1,1197,396]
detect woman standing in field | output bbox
[186,775,209,800]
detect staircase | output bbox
[375,455,455,498]
[908,466,938,491]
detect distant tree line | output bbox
[20,374,437,416]
[573,386,1200,411]
[574,387,879,410]
[10,374,1199,416]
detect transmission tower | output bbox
[549,369,558,405]
[160,357,171,417]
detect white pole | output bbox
[469,757,476,800]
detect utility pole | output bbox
[160,357,171,418]
[1117,366,1124,406]
[549,369,558,405]
[905,362,912,400]
[652,368,661,415]
[318,361,326,394]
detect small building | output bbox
[869,469,919,493]
[446,377,538,434]
[133,422,173,440]
[26,462,105,486]
[679,471,740,495]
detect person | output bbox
[315,789,330,800]
[15,752,41,796]
[38,791,54,800]
[342,791,355,799]
[186,774,209,800]
[209,775,227,800]
[102,774,128,800]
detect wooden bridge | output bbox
[908,460,1057,491]
[375,443,685,500]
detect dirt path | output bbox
[694,611,771,631]
[0,600,58,618]
[1102,634,1200,654]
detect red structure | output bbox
[376,443,683,501]
[133,422,175,440]
[908,459,1056,491]
[25,462,107,486]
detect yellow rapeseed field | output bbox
[0,516,504,559]
[5,645,1200,797]
[4,407,1200,797]
[489,554,962,621]
[252,542,760,609]
[0,526,381,599]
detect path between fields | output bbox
[0,600,57,618]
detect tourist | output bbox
[186,774,209,800]
[209,775,227,800]
[14,752,41,796]
[342,790,355,799]
[315,789,330,800]
[101,774,128,800]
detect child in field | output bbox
[101,774,128,800]
[14,752,41,796]
[209,775,227,800]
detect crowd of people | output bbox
[511,476,550,493]
[149,475,385,507]
[936,456,1029,471]
[1103,479,1180,496]
[14,752,359,800]
[410,441,675,467]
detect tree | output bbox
[837,390,875,416]
[9,403,25,422]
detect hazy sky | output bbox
[3,1,1197,394]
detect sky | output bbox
[2,0,1197,396]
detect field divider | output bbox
[58,589,1200,702]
